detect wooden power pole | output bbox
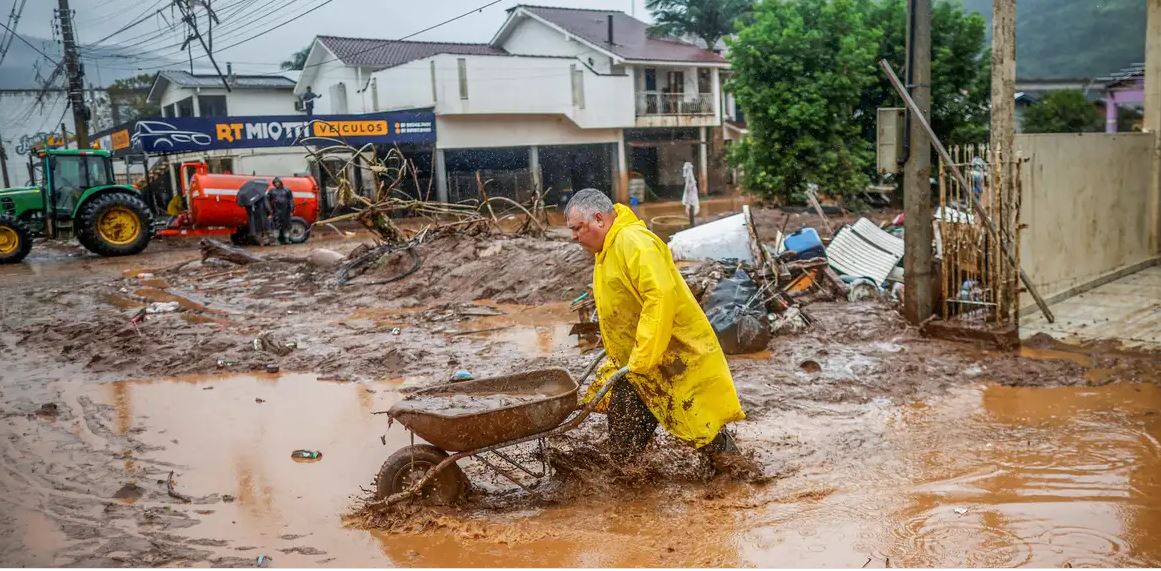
[990,0,1016,214]
[56,0,89,148]
[903,0,934,324]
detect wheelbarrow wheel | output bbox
[375,444,468,505]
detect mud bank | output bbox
[1,218,1158,567]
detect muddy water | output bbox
[13,374,1153,567]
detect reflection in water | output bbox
[74,373,1161,567]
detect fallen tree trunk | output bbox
[199,239,264,265]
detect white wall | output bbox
[436,115,620,149]
[300,58,362,115]
[415,54,633,129]
[225,90,299,116]
[157,86,299,117]
[500,15,614,74]
[372,58,437,111]
[166,147,311,177]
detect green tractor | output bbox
[0,148,154,264]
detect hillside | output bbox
[960,0,1146,79]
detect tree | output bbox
[646,0,755,52]
[107,73,160,124]
[281,45,311,71]
[1020,90,1102,133]
[727,0,880,201]
[861,0,990,147]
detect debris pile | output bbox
[668,207,907,351]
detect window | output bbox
[329,83,348,114]
[457,58,469,100]
[50,155,84,212]
[198,95,228,117]
[644,68,657,91]
[666,71,684,94]
[176,96,195,117]
[571,64,585,109]
[85,155,112,187]
[698,68,711,94]
[207,157,234,174]
[163,104,176,118]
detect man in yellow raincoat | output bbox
[565,188,745,459]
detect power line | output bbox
[0,0,29,65]
[0,19,61,66]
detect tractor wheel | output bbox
[374,444,468,506]
[287,216,311,244]
[0,214,32,264]
[77,193,153,257]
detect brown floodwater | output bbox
[16,372,1152,567]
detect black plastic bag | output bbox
[702,269,771,354]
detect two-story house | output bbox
[146,69,305,178]
[294,4,731,204]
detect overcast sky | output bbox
[4,0,653,77]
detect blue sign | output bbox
[98,110,436,155]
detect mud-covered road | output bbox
[1,214,1159,567]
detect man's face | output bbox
[567,209,612,254]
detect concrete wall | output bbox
[158,86,298,117]
[299,57,362,115]
[0,89,115,164]
[1017,132,1158,307]
[436,115,620,149]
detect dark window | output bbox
[698,68,711,93]
[644,68,656,91]
[176,96,195,117]
[163,104,176,118]
[199,95,228,117]
[666,71,684,93]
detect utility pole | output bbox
[902,0,934,324]
[56,0,89,148]
[0,127,11,187]
[990,0,1016,219]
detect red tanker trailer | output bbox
[157,162,319,245]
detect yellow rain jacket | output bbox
[584,204,745,448]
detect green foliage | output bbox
[646,0,755,51]
[728,0,991,201]
[1020,90,1102,133]
[107,73,159,122]
[961,0,1145,79]
[281,46,311,71]
[727,0,880,201]
[861,0,990,147]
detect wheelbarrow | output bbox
[374,351,626,506]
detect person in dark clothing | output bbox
[267,177,295,245]
[301,87,321,117]
[244,187,271,246]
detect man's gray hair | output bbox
[564,188,614,220]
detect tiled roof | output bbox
[517,5,726,64]
[1099,62,1145,87]
[158,70,296,89]
[317,36,507,70]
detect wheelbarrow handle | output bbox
[576,349,608,387]
[563,365,629,428]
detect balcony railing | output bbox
[635,92,714,116]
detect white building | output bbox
[295,4,733,203]
[145,70,307,177]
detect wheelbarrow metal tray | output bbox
[388,368,578,452]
